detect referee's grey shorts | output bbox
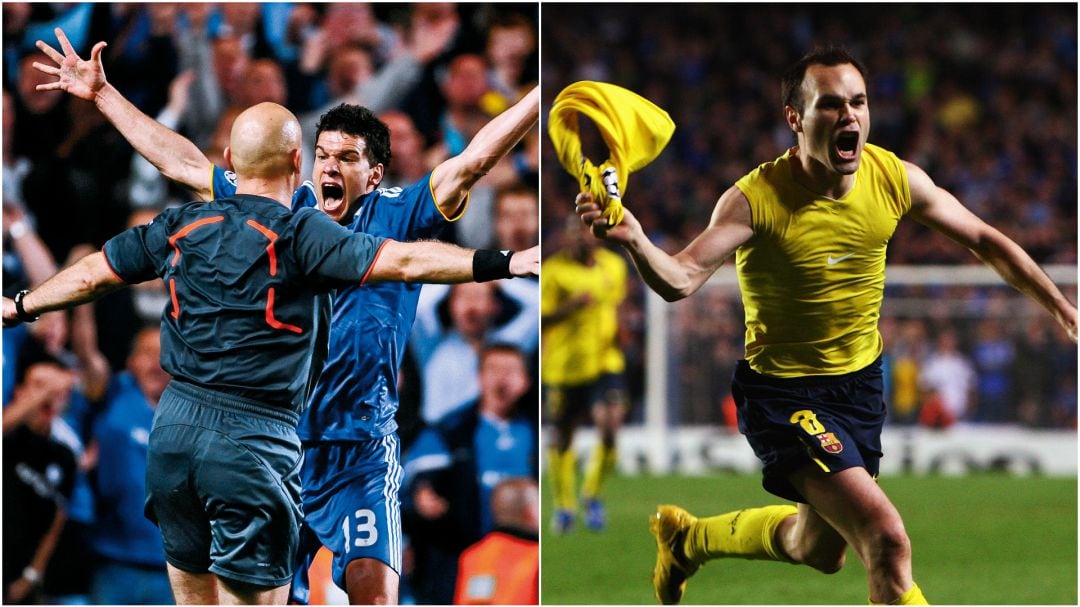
[145,380,303,588]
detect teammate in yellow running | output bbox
[575,46,1077,605]
[541,216,630,533]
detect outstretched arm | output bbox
[430,86,539,218]
[34,28,214,201]
[576,187,754,301]
[2,253,125,328]
[905,160,1077,341]
[366,241,538,284]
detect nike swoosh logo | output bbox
[827,253,855,266]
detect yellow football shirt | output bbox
[734,143,911,377]
[541,247,628,387]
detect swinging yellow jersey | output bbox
[734,143,911,377]
[541,247,628,386]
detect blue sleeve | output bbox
[102,210,174,284]
[292,208,387,287]
[360,171,454,240]
[213,165,314,213]
[210,165,237,199]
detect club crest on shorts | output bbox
[816,432,844,454]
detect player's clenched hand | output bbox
[33,27,108,102]
[575,192,638,245]
[509,246,539,277]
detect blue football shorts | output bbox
[290,435,403,600]
[732,357,886,503]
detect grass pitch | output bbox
[540,473,1077,604]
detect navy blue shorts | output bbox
[732,358,886,503]
[288,436,403,602]
[145,381,303,588]
[546,373,628,420]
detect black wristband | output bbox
[14,289,39,323]
[473,249,514,282]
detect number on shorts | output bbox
[342,509,379,553]
[789,409,825,435]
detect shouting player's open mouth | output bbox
[835,131,859,162]
[321,182,346,216]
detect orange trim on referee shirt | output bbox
[244,219,303,334]
[360,240,391,285]
[166,216,225,319]
[168,279,180,319]
[168,216,225,267]
[99,246,128,284]
[245,220,280,275]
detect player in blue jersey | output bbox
[34,27,539,604]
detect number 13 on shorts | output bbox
[342,509,378,552]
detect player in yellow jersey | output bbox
[541,217,630,534]
[575,46,1077,605]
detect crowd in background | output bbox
[541,4,1077,430]
[3,3,537,604]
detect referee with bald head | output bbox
[2,102,538,605]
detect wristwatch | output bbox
[13,289,39,323]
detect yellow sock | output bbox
[683,505,798,564]
[887,583,928,605]
[581,443,617,500]
[548,448,578,511]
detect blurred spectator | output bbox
[2,362,78,605]
[483,13,537,113]
[453,477,539,606]
[88,326,173,605]
[410,281,539,425]
[919,329,977,427]
[970,319,1017,423]
[403,344,537,605]
[379,109,429,187]
[888,319,929,425]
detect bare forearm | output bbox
[368,241,536,284]
[69,302,110,401]
[972,230,1076,325]
[464,86,539,175]
[28,510,66,577]
[8,226,58,287]
[369,240,477,284]
[432,86,539,210]
[22,253,125,317]
[95,84,212,200]
[622,234,706,302]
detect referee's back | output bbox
[98,102,386,412]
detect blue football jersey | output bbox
[211,166,455,439]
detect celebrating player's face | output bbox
[312,130,382,223]
[797,63,870,175]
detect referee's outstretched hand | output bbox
[33,27,109,102]
[510,246,540,277]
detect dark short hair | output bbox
[314,104,392,168]
[781,46,868,115]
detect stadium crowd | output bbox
[3,3,537,604]
[541,4,1077,430]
